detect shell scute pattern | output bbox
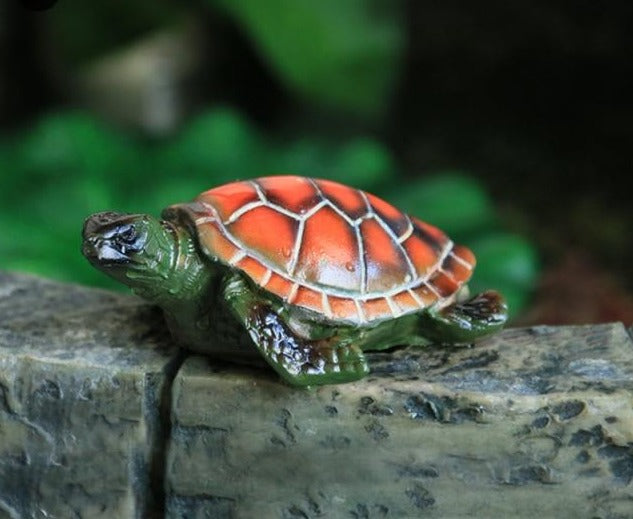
[360,217,410,292]
[317,179,368,220]
[297,204,360,290]
[365,192,411,238]
[257,176,322,215]
[205,181,260,222]
[228,205,299,269]
[168,176,475,324]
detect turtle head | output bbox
[82,211,176,294]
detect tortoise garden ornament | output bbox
[82,175,507,386]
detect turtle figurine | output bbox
[82,175,507,386]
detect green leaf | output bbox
[138,179,205,215]
[16,112,133,179]
[159,108,265,184]
[212,0,404,116]
[385,173,495,237]
[0,214,122,289]
[20,178,117,235]
[267,137,395,191]
[468,233,539,317]
[270,138,333,178]
[0,140,18,205]
[329,138,396,189]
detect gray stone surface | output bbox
[0,272,181,518]
[167,324,633,519]
[2,272,633,518]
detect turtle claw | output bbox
[448,290,507,326]
[421,290,508,344]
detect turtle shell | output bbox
[164,175,475,324]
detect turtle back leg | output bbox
[222,273,369,387]
[419,290,508,344]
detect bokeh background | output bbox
[1,1,631,324]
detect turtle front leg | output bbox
[420,290,508,344]
[222,273,369,387]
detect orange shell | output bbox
[164,176,475,324]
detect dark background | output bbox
[1,0,632,324]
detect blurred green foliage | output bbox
[48,0,182,65]
[211,0,404,115]
[0,109,537,317]
[468,233,539,318]
[46,0,403,117]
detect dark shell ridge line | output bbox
[396,215,414,243]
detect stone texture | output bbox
[3,272,633,518]
[167,324,633,519]
[0,272,182,519]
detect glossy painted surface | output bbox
[165,176,476,324]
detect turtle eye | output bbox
[118,225,137,245]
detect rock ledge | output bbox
[1,273,632,519]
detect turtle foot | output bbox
[448,290,507,326]
[223,272,369,387]
[248,306,369,387]
[422,290,508,344]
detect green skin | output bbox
[82,211,508,386]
